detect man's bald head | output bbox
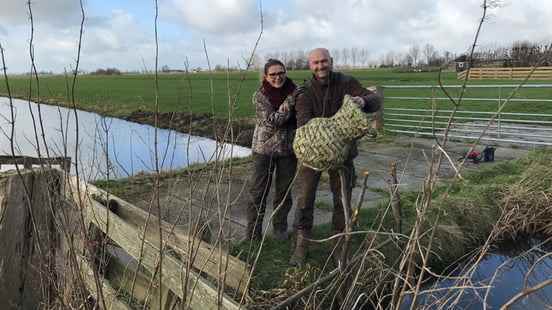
[308,48,331,61]
[308,48,332,80]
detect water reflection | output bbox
[401,239,552,309]
[0,97,250,180]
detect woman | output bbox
[246,59,297,241]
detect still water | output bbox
[0,97,250,180]
[401,239,552,309]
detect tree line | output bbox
[260,44,457,70]
[255,40,551,71]
[74,41,551,76]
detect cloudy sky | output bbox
[0,0,550,73]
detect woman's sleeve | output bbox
[254,91,291,127]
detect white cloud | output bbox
[1,0,551,73]
[168,0,259,33]
[0,8,155,73]
[0,0,81,26]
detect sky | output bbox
[0,0,550,73]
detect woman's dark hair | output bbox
[264,58,286,75]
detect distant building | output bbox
[454,55,469,72]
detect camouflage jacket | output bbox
[251,89,297,157]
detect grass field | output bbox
[2,68,551,119]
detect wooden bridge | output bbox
[0,160,250,309]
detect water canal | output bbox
[0,97,250,180]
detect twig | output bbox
[500,278,552,309]
[271,239,393,310]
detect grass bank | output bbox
[232,148,552,308]
[92,144,552,308]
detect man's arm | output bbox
[294,88,313,127]
[347,78,382,113]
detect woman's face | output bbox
[265,64,286,88]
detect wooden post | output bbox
[373,86,384,130]
[389,161,401,234]
[23,157,31,170]
[63,157,71,174]
[0,169,62,309]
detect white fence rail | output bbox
[382,84,552,146]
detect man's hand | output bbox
[350,96,365,107]
[279,103,290,113]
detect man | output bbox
[290,48,381,266]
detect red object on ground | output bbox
[467,151,481,159]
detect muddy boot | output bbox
[272,229,289,241]
[241,221,262,243]
[289,230,310,267]
[272,224,289,241]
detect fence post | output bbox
[374,86,384,130]
[23,157,31,170]
[497,86,502,138]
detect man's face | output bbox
[308,50,332,79]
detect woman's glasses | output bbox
[267,71,286,78]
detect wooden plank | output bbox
[74,178,249,295]
[0,156,70,172]
[107,246,177,310]
[77,256,132,310]
[86,200,241,310]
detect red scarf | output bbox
[261,78,296,109]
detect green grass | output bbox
[2,69,551,119]
[233,149,552,292]
[231,207,380,291]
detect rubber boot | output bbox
[241,220,262,243]
[289,230,310,267]
[272,227,289,241]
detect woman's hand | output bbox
[350,96,365,107]
[279,103,290,113]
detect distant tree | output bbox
[359,48,370,67]
[91,67,121,75]
[331,49,341,67]
[510,41,542,67]
[250,53,263,70]
[351,47,359,68]
[106,68,121,75]
[161,65,170,72]
[384,51,395,67]
[342,48,350,67]
[423,43,437,66]
[443,50,453,65]
[294,50,308,70]
[408,44,420,67]
[400,53,413,68]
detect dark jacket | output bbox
[251,88,297,156]
[295,71,381,127]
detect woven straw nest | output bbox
[293,95,374,171]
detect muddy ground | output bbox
[98,134,530,242]
[126,111,255,148]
